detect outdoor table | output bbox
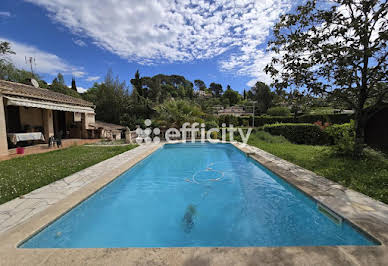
[7,132,45,145]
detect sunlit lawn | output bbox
[248,131,388,204]
[0,145,137,204]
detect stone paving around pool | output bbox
[0,143,161,234]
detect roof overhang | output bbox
[4,96,95,114]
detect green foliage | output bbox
[209,82,223,97]
[237,113,353,127]
[250,81,273,114]
[265,0,388,156]
[222,85,240,106]
[0,41,15,63]
[0,61,42,85]
[249,130,290,144]
[0,145,137,204]
[267,106,291,116]
[326,121,356,156]
[247,135,388,204]
[49,73,81,98]
[82,70,131,125]
[204,120,218,130]
[194,79,206,91]
[218,115,239,126]
[263,123,330,145]
[155,99,204,128]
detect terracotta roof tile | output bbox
[0,80,93,107]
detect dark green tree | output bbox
[83,70,130,124]
[0,41,15,64]
[50,73,81,98]
[71,77,77,91]
[251,81,273,113]
[265,0,388,155]
[223,85,240,106]
[209,82,223,97]
[194,79,206,91]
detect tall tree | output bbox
[194,79,207,91]
[265,0,388,155]
[209,82,223,97]
[251,81,273,113]
[50,73,81,98]
[0,41,15,63]
[71,77,77,91]
[223,85,240,105]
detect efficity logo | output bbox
[135,119,252,145]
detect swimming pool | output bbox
[21,143,377,248]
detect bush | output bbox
[298,113,354,124]
[325,121,356,155]
[263,123,331,145]
[250,130,290,144]
[237,113,353,127]
[267,106,291,116]
[218,115,239,126]
[205,120,219,130]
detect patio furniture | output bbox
[7,132,45,145]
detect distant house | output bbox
[0,80,96,155]
[217,106,250,117]
[195,90,212,98]
[365,105,388,150]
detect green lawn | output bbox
[0,145,137,204]
[248,131,388,204]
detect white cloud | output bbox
[26,0,293,86]
[0,11,11,17]
[85,76,100,82]
[77,86,88,93]
[73,39,86,47]
[1,37,84,76]
[72,71,86,77]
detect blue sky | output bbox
[0,0,296,93]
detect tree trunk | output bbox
[353,110,367,157]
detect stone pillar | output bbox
[0,95,8,156]
[43,109,54,142]
[81,113,88,139]
[125,127,131,143]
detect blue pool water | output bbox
[21,143,376,248]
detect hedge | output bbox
[263,123,331,145]
[231,113,354,127]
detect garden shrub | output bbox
[298,113,353,124]
[251,130,290,144]
[237,113,353,127]
[325,121,356,155]
[205,120,219,130]
[218,115,239,126]
[263,123,331,145]
[267,106,291,116]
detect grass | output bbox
[0,144,138,204]
[248,131,388,204]
[92,139,127,145]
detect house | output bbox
[217,106,250,117]
[195,90,212,98]
[0,80,96,155]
